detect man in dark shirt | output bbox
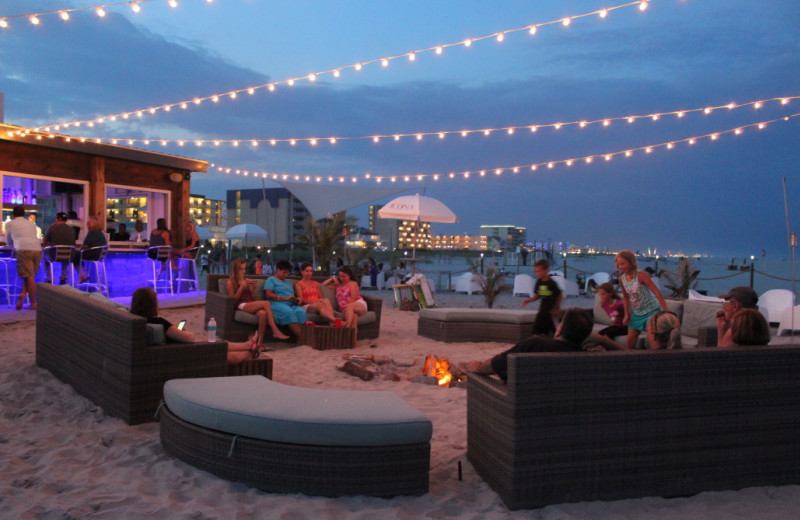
[468,308,594,381]
[42,211,77,284]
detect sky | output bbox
[1,0,800,258]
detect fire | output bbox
[424,354,453,387]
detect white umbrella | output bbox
[378,194,458,273]
[225,223,269,260]
[195,226,213,241]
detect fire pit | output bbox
[339,354,467,387]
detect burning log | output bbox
[341,360,375,381]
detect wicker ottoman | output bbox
[160,376,432,497]
[418,308,539,343]
[299,325,355,350]
[227,357,273,379]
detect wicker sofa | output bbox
[467,346,800,510]
[591,296,723,347]
[36,283,229,425]
[204,274,382,343]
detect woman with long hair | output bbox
[294,262,336,324]
[227,257,289,349]
[130,287,257,364]
[323,265,367,342]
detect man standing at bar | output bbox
[5,205,42,310]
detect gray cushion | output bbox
[217,278,228,294]
[419,307,538,324]
[593,294,614,326]
[234,309,259,325]
[146,324,166,345]
[681,299,722,338]
[163,376,432,447]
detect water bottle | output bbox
[207,317,217,342]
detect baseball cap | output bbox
[55,212,68,221]
[718,286,758,308]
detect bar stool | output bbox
[77,246,109,296]
[0,247,16,307]
[174,247,200,293]
[147,245,173,295]
[42,245,78,287]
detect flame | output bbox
[424,355,453,387]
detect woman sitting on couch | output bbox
[130,287,258,364]
[227,258,289,349]
[295,261,336,325]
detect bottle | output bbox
[207,317,217,342]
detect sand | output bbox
[2,290,799,519]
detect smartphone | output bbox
[177,320,187,330]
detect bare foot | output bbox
[272,330,290,340]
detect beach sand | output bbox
[2,290,799,519]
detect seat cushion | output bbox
[681,299,722,338]
[163,376,432,447]
[418,308,538,324]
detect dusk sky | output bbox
[2,0,799,257]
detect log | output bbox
[341,361,375,381]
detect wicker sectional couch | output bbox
[36,283,229,425]
[467,345,800,510]
[204,274,382,343]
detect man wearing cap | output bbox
[43,212,77,284]
[716,286,759,347]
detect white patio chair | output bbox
[512,274,535,297]
[758,289,796,325]
[777,305,800,336]
[454,272,481,294]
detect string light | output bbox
[66,95,799,147]
[199,114,799,185]
[36,1,648,127]
[0,0,216,30]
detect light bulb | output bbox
[131,3,141,13]
[408,53,416,61]
[463,39,472,47]
[496,33,504,42]
[529,26,537,35]
[562,17,571,26]
[0,19,8,28]
[97,7,106,17]
[381,59,389,67]
[639,1,648,11]
[599,9,608,18]
[30,15,40,25]
[60,11,70,21]
[435,46,443,54]
[169,0,179,8]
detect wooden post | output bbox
[88,156,106,223]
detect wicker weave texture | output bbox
[205,274,382,342]
[418,317,532,343]
[227,357,273,379]
[300,325,355,350]
[36,283,229,425]
[467,347,800,510]
[159,405,430,497]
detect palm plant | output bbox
[467,258,511,308]
[300,213,357,271]
[660,257,700,299]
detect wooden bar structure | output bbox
[0,123,206,247]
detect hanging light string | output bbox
[35,0,650,130]
[68,95,797,148]
[0,0,210,28]
[204,113,799,184]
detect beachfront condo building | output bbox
[479,225,527,252]
[227,188,310,245]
